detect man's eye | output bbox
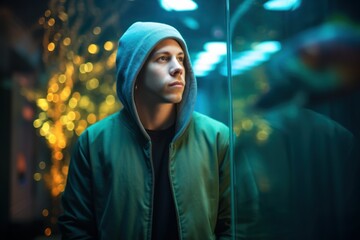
[158,56,168,62]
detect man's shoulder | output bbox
[187,112,229,146]
[192,111,229,132]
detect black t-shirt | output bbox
[146,125,179,240]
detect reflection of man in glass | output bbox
[236,22,360,240]
[58,22,231,239]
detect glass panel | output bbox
[228,0,360,239]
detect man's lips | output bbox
[169,81,185,87]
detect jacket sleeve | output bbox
[215,131,232,240]
[58,131,98,239]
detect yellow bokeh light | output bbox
[38,17,45,25]
[34,173,42,181]
[87,113,97,124]
[42,122,50,132]
[75,111,81,120]
[68,98,78,108]
[36,1,127,208]
[104,41,114,51]
[58,74,67,83]
[106,95,115,105]
[47,93,54,101]
[88,44,99,54]
[106,52,116,68]
[39,128,47,136]
[63,37,71,46]
[39,112,47,120]
[72,92,81,100]
[48,18,55,26]
[50,83,59,93]
[79,64,86,74]
[241,119,254,131]
[62,166,69,175]
[44,227,52,237]
[58,139,66,149]
[47,42,56,52]
[75,120,88,136]
[93,26,101,35]
[44,10,51,17]
[54,151,63,160]
[256,130,269,142]
[67,111,76,120]
[60,115,68,125]
[73,55,82,65]
[57,184,65,193]
[42,209,49,217]
[53,172,63,183]
[79,62,93,73]
[66,121,75,131]
[52,94,59,103]
[86,62,94,72]
[39,161,46,170]
[79,96,90,108]
[86,78,99,90]
[33,119,42,128]
[58,11,68,22]
[60,86,71,101]
[48,134,57,144]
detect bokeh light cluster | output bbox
[26,0,126,235]
[34,1,122,198]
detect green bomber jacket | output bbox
[58,109,231,240]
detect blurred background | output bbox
[0,0,359,239]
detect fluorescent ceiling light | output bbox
[263,0,301,11]
[253,41,282,53]
[204,42,227,55]
[195,52,222,65]
[237,51,270,63]
[160,0,198,11]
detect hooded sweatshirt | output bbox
[58,22,231,240]
[116,21,197,140]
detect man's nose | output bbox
[170,59,184,76]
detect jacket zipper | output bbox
[168,142,182,239]
[147,140,155,240]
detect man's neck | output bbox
[136,103,176,131]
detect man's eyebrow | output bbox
[152,50,184,56]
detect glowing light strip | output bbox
[160,0,198,11]
[263,0,301,11]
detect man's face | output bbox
[137,38,186,105]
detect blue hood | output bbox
[115,21,197,139]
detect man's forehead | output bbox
[153,38,184,53]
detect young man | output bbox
[58,22,231,239]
